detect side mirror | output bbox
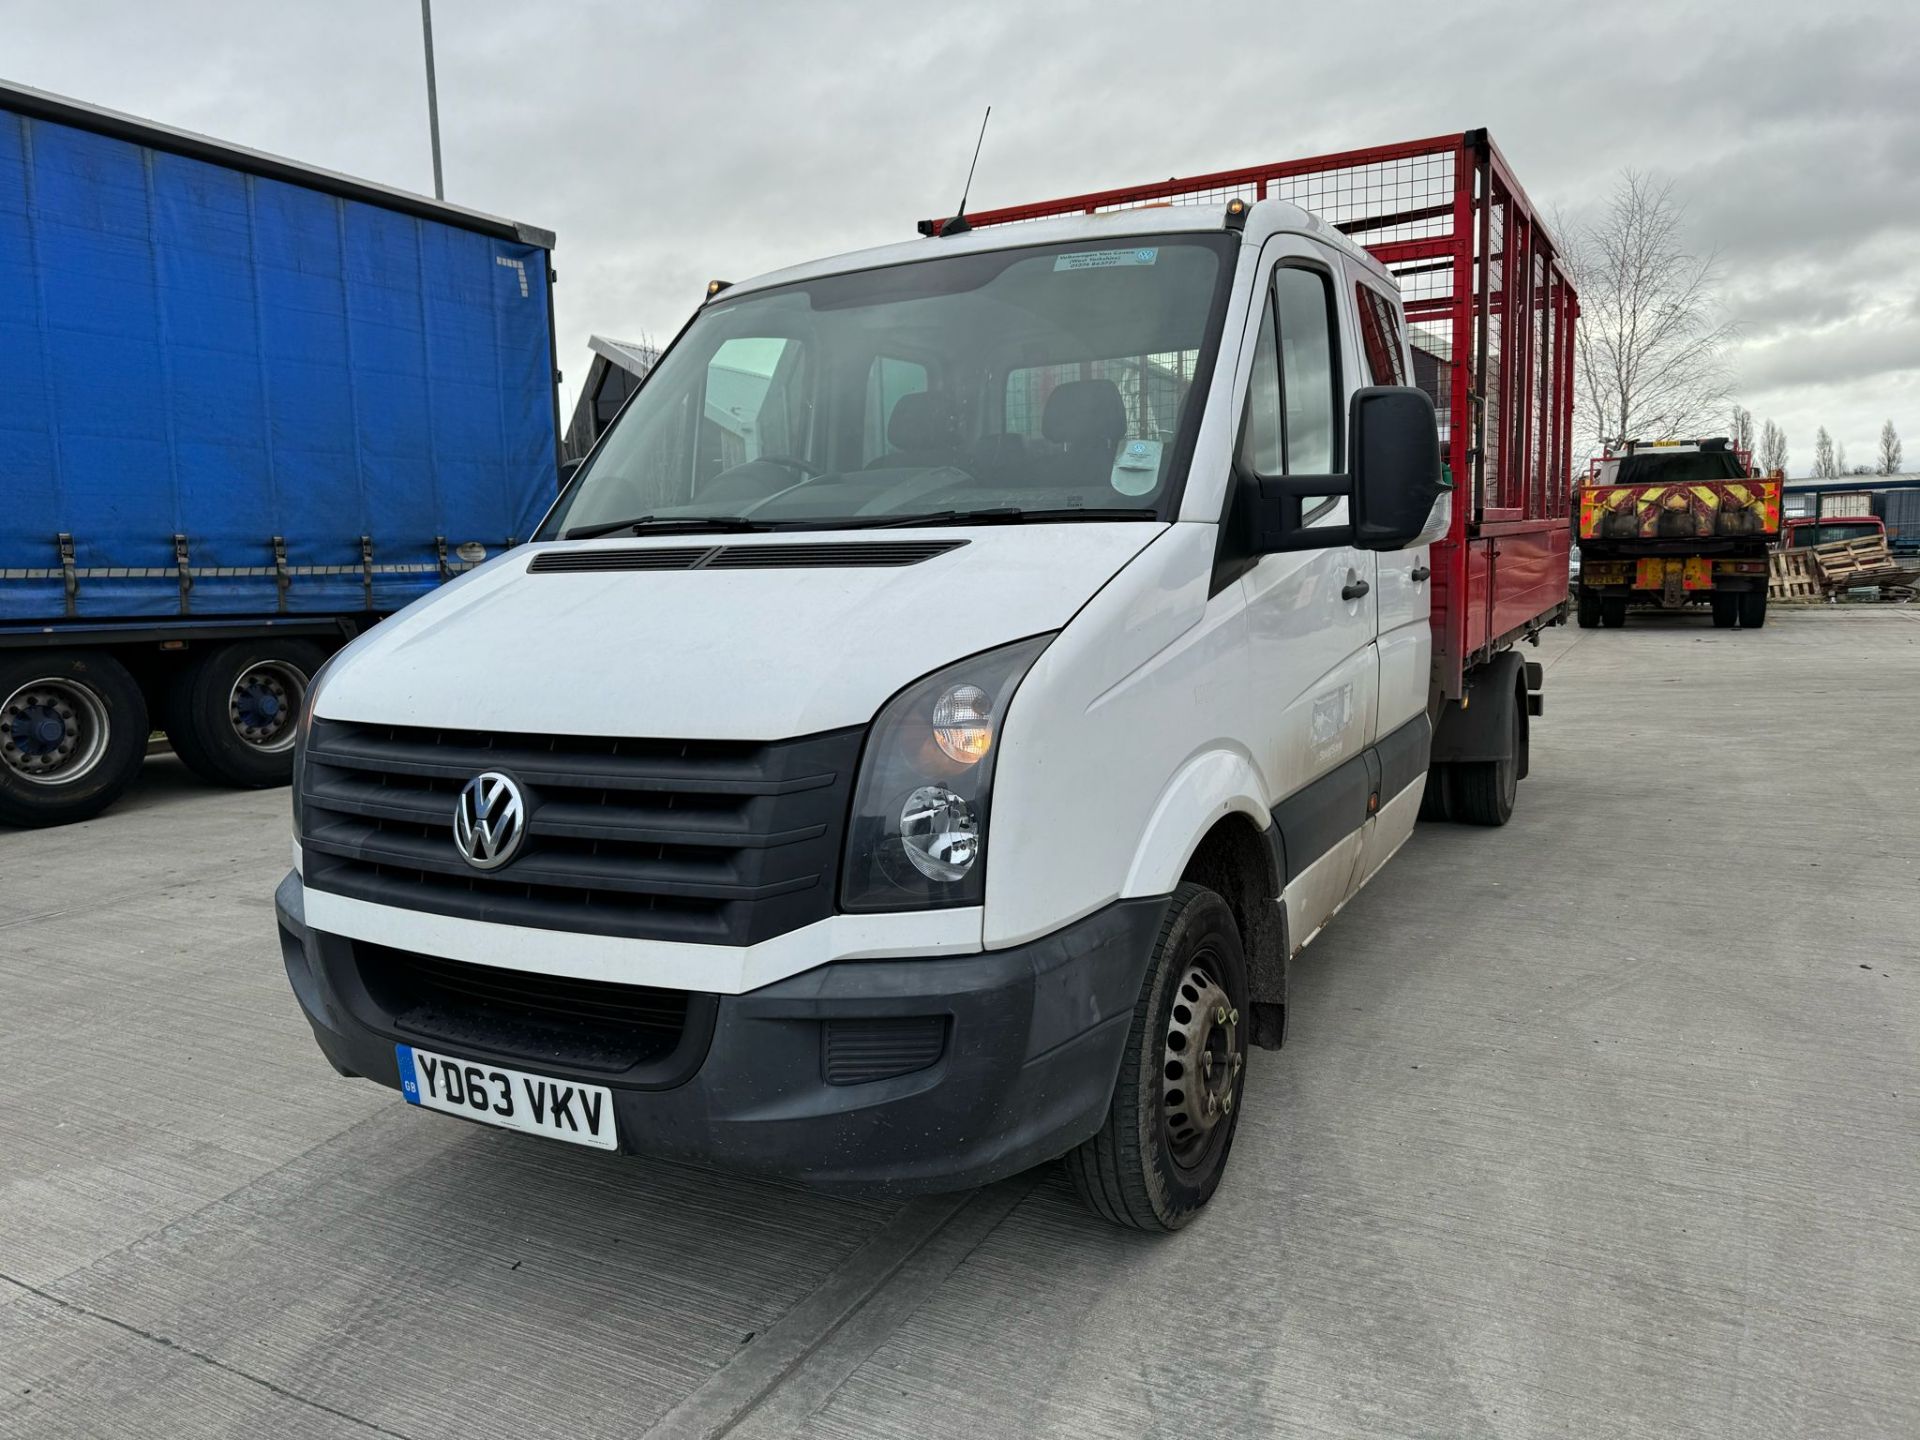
[1350,386,1446,551]
[557,457,584,488]
[1236,386,1445,555]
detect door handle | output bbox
[1342,579,1370,601]
[1410,565,1431,582]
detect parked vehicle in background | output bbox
[1873,489,1920,554]
[275,129,1575,1230]
[0,82,560,827]
[1785,516,1886,551]
[1574,438,1781,629]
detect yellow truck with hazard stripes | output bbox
[1575,438,1782,630]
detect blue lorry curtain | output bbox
[0,111,557,622]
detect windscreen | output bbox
[540,235,1235,537]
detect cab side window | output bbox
[1356,285,1408,386]
[1238,265,1341,480]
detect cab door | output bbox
[1234,239,1378,946]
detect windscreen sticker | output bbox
[1111,439,1163,496]
[1054,247,1160,272]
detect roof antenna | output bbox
[923,106,991,237]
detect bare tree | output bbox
[1563,170,1734,455]
[1729,406,1754,457]
[1836,440,1849,475]
[1879,419,1903,475]
[1813,427,1837,479]
[1759,419,1788,476]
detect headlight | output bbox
[840,635,1053,912]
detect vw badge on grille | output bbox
[453,772,526,870]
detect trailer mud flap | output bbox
[1430,651,1527,765]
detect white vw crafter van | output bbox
[276,183,1517,1230]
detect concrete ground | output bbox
[2,607,1916,1439]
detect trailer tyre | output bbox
[1739,590,1767,629]
[1451,691,1520,827]
[0,652,148,828]
[1600,595,1629,629]
[1066,883,1249,1231]
[1576,586,1601,629]
[1711,593,1737,628]
[164,640,324,788]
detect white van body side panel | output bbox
[314,524,1162,740]
[1119,748,1273,899]
[303,888,983,994]
[1281,833,1365,951]
[983,523,1254,949]
[1353,772,1423,895]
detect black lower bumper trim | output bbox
[276,873,1168,1193]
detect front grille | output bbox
[300,719,862,945]
[354,942,697,1073]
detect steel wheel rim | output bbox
[1160,955,1242,1170]
[2,678,112,787]
[227,661,308,753]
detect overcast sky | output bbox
[9,0,1917,476]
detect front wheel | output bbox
[1066,883,1249,1231]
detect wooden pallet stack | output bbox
[1767,549,1823,601]
[1769,536,1919,601]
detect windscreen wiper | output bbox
[862,507,1161,529]
[563,514,782,540]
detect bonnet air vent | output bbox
[527,539,966,574]
[528,546,710,573]
[705,540,965,569]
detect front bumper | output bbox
[275,874,1166,1193]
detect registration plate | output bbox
[396,1044,617,1150]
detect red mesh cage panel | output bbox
[936,131,1578,695]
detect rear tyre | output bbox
[1066,883,1249,1231]
[1576,586,1601,629]
[1710,593,1737,628]
[1417,764,1453,822]
[0,651,148,828]
[1600,595,1629,629]
[1451,689,1520,827]
[164,640,324,788]
[1739,590,1768,630]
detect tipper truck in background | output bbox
[277,129,1576,1230]
[0,82,560,827]
[1574,438,1782,629]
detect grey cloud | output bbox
[8,0,1918,472]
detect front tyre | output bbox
[1066,883,1249,1231]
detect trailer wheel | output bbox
[1576,586,1601,629]
[1600,595,1629,629]
[0,652,148,828]
[1738,591,1768,629]
[1066,883,1248,1231]
[1711,593,1737,628]
[164,640,324,788]
[1451,692,1519,827]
